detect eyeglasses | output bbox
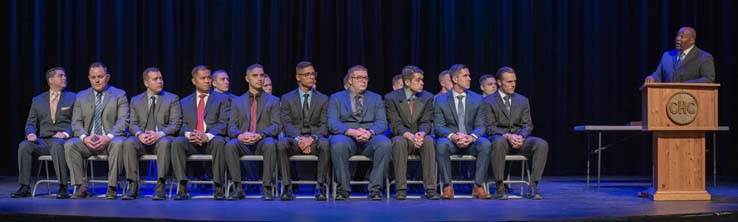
[249,73,266,77]
[297,72,318,77]
[351,76,370,81]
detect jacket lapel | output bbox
[446,92,459,124]
[411,95,423,122]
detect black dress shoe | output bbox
[263,186,274,201]
[335,190,350,201]
[10,185,31,198]
[528,183,543,200]
[71,185,89,199]
[280,187,295,201]
[315,185,327,201]
[56,184,70,199]
[368,189,383,200]
[122,182,139,200]
[227,183,244,201]
[423,190,441,200]
[494,183,508,200]
[394,190,407,200]
[213,184,226,200]
[174,182,190,200]
[152,180,166,200]
[105,186,118,200]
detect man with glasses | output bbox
[277,61,330,200]
[328,65,392,200]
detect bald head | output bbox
[675,26,697,51]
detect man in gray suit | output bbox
[277,61,330,201]
[434,64,492,199]
[224,64,281,200]
[121,67,182,200]
[486,67,548,200]
[13,67,76,199]
[328,65,392,201]
[171,66,231,200]
[64,62,129,199]
[385,65,439,200]
[645,26,716,83]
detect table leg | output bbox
[597,132,602,190]
[713,131,717,187]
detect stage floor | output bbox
[1,176,738,221]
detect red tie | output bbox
[196,94,206,132]
[249,95,258,132]
[408,97,415,116]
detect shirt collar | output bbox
[681,45,695,56]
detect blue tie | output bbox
[456,95,466,134]
[676,52,684,67]
[93,92,103,135]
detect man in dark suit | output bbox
[277,61,330,201]
[224,64,281,200]
[328,65,392,200]
[486,67,548,200]
[64,62,129,199]
[171,66,231,200]
[121,67,182,200]
[12,67,76,199]
[645,26,716,83]
[385,65,440,200]
[434,64,492,199]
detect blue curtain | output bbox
[6,0,738,176]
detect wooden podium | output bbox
[642,83,719,201]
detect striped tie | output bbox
[93,92,103,135]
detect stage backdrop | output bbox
[6,0,737,177]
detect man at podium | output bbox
[644,26,715,83]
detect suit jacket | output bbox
[129,90,182,136]
[433,89,486,138]
[71,86,129,137]
[384,89,433,137]
[650,46,716,83]
[280,88,329,138]
[180,91,231,137]
[484,91,534,138]
[228,91,281,138]
[25,91,76,138]
[327,90,387,135]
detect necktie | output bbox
[93,92,103,135]
[196,94,206,132]
[676,52,684,67]
[50,92,59,124]
[145,96,157,131]
[302,93,311,134]
[456,95,466,134]
[504,95,511,114]
[353,95,363,119]
[249,95,258,133]
[408,97,415,116]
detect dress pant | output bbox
[122,136,173,182]
[223,137,277,187]
[64,137,125,186]
[330,134,392,193]
[170,136,227,185]
[276,137,330,186]
[435,137,491,186]
[490,135,548,182]
[391,135,437,191]
[17,138,69,185]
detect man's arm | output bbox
[160,95,182,136]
